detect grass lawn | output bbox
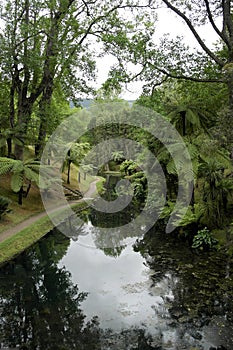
[0,215,54,265]
[0,201,89,266]
[0,164,98,235]
[0,175,44,234]
[62,163,96,194]
[0,156,106,265]
[0,147,106,264]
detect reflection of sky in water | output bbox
[58,223,231,349]
[58,225,173,333]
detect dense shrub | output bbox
[192,227,218,251]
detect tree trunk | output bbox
[181,111,186,136]
[67,160,71,184]
[24,182,31,198]
[6,138,12,157]
[14,101,32,160]
[8,83,15,158]
[35,122,47,159]
[226,68,233,154]
[190,184,195,209]
[18,187,23,205]
[35,84,53,159]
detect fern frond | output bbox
[0,163,14,175]
[11,173,23,193]
[24,168,39,185]
[12,160,24,173]
[24,159,41,167]
[167,159,177,175]
[0,157,15,163]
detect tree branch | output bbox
[161,0,225,67]
[81,0,91,16]
[204,0,230,48]
[14,31,46,49]
[29,0,76,104]
[56,2,132,80]
[150,64,226,83]
[223,0,233,48]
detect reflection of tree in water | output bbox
[0,228,164,350]
[0,230,100,350]
[1,215,233,350]
[134,223,233,349]
[100,328,162,350]
[88,205,147,257]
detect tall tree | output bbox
[0,0,155,160]
[105,1,233,147]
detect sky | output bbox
[0,4,221,102]
[95,7,221,101]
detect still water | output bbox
[0,176,232,349]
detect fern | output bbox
[0,163,14,175]
[12,160,24,173]
[11,172,23,193]
[0,196,10,219]
[24,168,39,184]
[0,157,45,204]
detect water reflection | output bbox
[135,227,233,350]
[0,231,100,349]
[0,215,233,349]
[59,236,157,332]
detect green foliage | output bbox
[0,0,157,159]
[192,227,218,251]
[0,196,10,220]
[119,160,147,200]
[0,157,41,204]
[111,151,124,162]
[62,142,91,184]
[120,160,139,175]
[173,204,205,227]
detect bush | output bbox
[0,196,10,220]
[192,227,218,251]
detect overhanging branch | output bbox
[161,0,225,68]
[151,65,226,83]
[204,0,231,49]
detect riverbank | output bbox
[0,177,101,266]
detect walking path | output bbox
[0,179,99,243]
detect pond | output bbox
[0,177,233,349]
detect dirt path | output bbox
[0,178,99,243]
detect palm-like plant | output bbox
[157,131,233,228]
[63,142,90,184]
[0,157,41,204]
[167,102,214,136]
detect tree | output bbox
[151,1,233,147]
[0,157,41,204]
[105,1,233,147]
[63,142,91,185]
[167,102,214,137]
[0,0,155,160]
